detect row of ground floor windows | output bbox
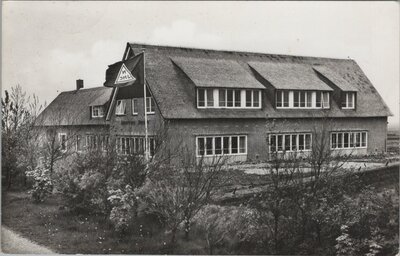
[195,131,368,156]
[60,130,369,157]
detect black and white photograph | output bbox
[1,1,399,255]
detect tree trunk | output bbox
[184,220,190,241]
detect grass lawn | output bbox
[2,191,204,254]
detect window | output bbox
[207,89,214,107]
[269,133,312,153]
[331,131,367,149]
[146,97,155,114]
[196,135,247,157]
[115,100,126,115]
[59,133,67,152]
[76,135,82,152]
[198,89,205,107]
[116,136,155,156]
[227,90,234,107]
[132,99,138,115]
[92,106,104,118]
[342,92,355,109]
[279,90,329,109]
[219,89,226,107]
[276,90,289,108]
[197,88,261,109]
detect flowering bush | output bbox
[25,166,53,203]
[108,185,137,233]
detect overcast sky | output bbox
[2,1,399,127]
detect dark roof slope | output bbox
[171,57,265,89]
[129,42,391,119]
[313,65,358,92]
[36,87,112,126]
[248,62,333,91]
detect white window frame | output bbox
[115,100,126,115]
[116,136,156,156]
[342,92,356,109]
[197,88,262,109]
[146,97,155,114]
[196,135,247,157]
[76,135,82,152]
[58,133,67,152]
[277,90,330,109]
[92,105,104,118]
[132,98,138,115]
[268,132,312,153]
[330,131,367,150]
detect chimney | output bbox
[76,79,84,90]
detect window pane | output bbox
[349,133,354,148]
[246,90,252,107]
[294,91,299,107]
[316,92,322,108]
[239,136,246,153]
[305,134,311,150]
[341,93,347,108]
[284,135,290,151]
[219,89,226,107]
[235,90,241,107]
[361,132,367,147]
[215,137,222,155]
[299,134,304,150]
[283,91,289,107]
[338,133,343,148]
[207,89,214,107]
[132,99,138,114]
[276,91,282,107]
[231,136,238,153]
[323,92,329,108]
[197,138,204,156]
[331,133,337,149]
[348,93,354,108]
[198,89,205,107]
[300,92,306,107]
[253,90,260,107]
[355,132,361,147]
[206,137,213,155]
[344,133,349,148]
[277,135,283,152]
[306,92,312,107]
[227,90,233,107]
[76,135,82,151]
[270,135,276,152]
[223,137,230,154]
[291,135,297,151]
[149,138,155,156]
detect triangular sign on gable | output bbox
[115,63,136,85]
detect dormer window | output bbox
[115,100,126,115]
[197,88,262,109]
[342,92,355,109]
[276,90,330,109]
[92,105,104,118]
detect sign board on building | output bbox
[115,63,136,85]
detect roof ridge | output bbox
[128,42,354,62]
[61,86,111,94]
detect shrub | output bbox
[192,204,259,254]
[108,185,137,233]
[25,166,53,203]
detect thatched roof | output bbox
[37,43,392,126]
[313,65,358,92]
[171,57,265,89]
[248,62,333,91]
[130,43,391,119]
[36,87,112,126]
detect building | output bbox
[36,43,392,162]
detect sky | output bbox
[2,1,399,128]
